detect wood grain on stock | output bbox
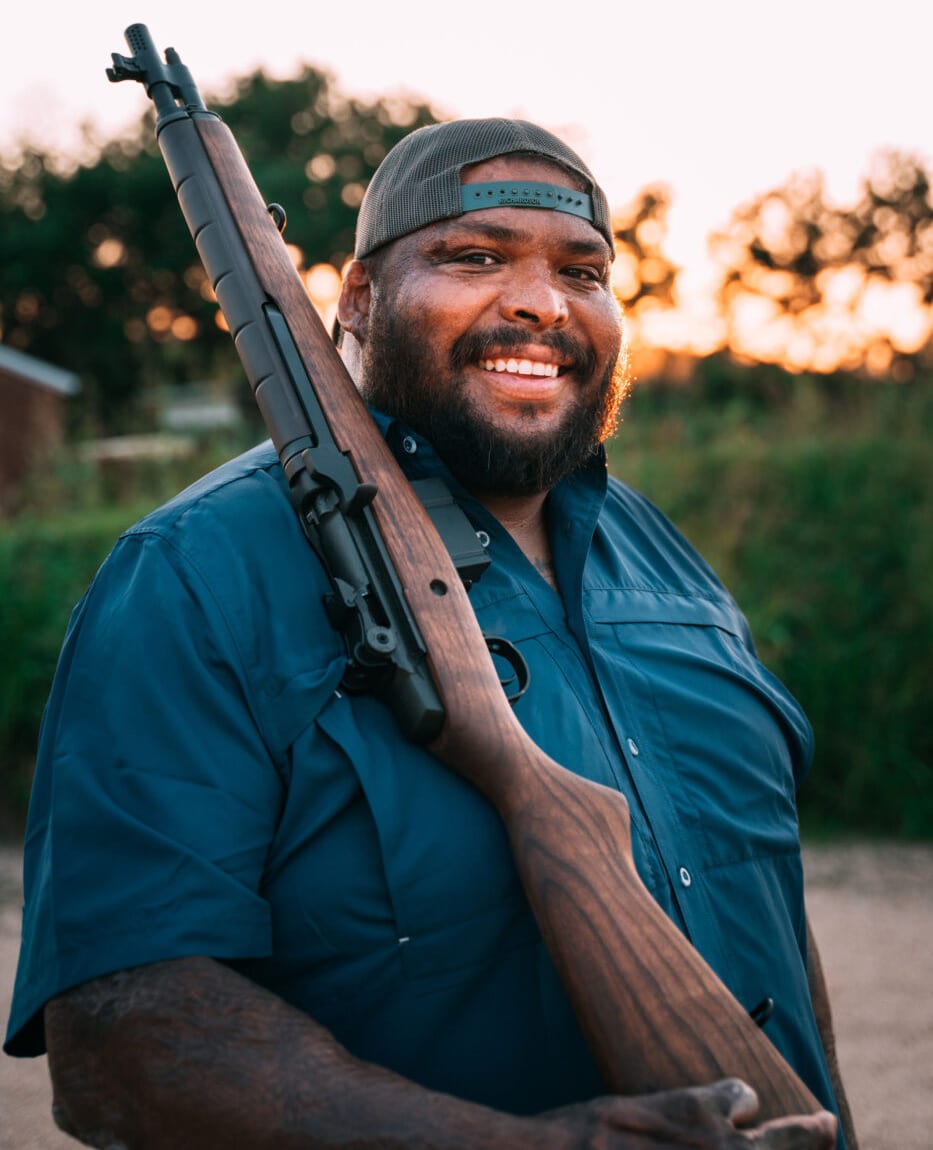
[195,117,823,1120]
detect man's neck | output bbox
[475,491,557,589]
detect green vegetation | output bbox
[1,366,930,839]
[0,67,438,431]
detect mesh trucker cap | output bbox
[354,118,614,258]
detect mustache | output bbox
[449,327,598,380]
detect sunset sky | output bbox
[2,1,930,362]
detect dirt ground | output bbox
[1,841,931,1149]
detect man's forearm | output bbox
[45,955,557,1150]
[44,954,837,1150]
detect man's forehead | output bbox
[461,155,583,187]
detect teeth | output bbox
[480,358,560,378]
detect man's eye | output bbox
[455,251,497,266]
[563,265,603,283]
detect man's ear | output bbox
[337,259,373,345]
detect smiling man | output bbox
[6,119,850,1148]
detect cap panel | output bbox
[354,118,613,257]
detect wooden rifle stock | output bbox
[110,25,823,1121]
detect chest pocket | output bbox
[313,695,538,993]
[583,587,808,868]
[586,586,750,643]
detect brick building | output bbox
[0,344,79,504]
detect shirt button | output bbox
[679,866,692,888]
[402,436,418,455]
[627,737,640,756]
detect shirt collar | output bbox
[369,406,609,526]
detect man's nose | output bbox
[499,271,569,328]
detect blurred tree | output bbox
[608,184,681,380]
[710,151,933,376]
[611,183,679,313]
[0,67,437,431]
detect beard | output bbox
[359,304,628,497]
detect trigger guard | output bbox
[485,635,531,706]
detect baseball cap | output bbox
[354,117,614,258]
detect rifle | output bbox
[107,24,823,1120]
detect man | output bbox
[5,118,851,1148]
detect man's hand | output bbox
[542,1077,838,1148]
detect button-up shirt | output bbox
[5,415,840,1135]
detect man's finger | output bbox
[690,1077,761,1123]
[748,1111,838,1149]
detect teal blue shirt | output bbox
[5,417,841,1133]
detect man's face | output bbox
[351,156,627,497]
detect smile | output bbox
[480,357,562,378]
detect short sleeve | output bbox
[5,527,285,1055]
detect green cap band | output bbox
[460,182,594,222]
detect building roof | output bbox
[0,343,80,396]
